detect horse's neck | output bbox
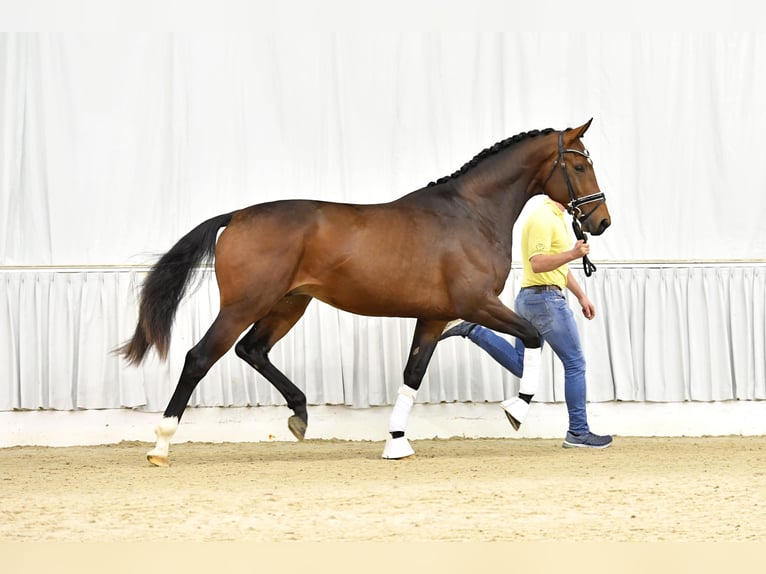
[456,143,551,233]
[455,173,533,233]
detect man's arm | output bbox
[566,270,596,320]
[529,239,590,274]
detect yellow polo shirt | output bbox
[520,197,571,290]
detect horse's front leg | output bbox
[466,296,541,349]
[381,319,445,460]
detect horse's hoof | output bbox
[381,436,416,459]
[147,450,170,467]
[288,415,307,441]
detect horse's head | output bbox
[541,119,611,236]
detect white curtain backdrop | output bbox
[1,33,765,412]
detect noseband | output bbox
[542,131,606,277]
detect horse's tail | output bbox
[116,211,235,365]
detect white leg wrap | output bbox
[382,386,417,459]
[519,348,542,396]
[388,385,417,433]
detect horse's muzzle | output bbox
[590,218,611,236]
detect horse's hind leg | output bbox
[235,294,313,440]
[147,307,253,467]
[382,318,446,460]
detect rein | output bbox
[542,131,605,277]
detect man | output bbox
[441,196,612,449]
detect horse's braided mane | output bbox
[428,127,556,187]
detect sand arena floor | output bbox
[1,435,765,543]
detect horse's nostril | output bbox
[597,219,611,235]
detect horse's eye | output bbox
[574,164,586,173]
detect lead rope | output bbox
[571,216,597,277]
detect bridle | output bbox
[541,131,605,277]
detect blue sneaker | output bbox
[439,320,477,341]
[562,431,613,449]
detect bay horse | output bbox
[118,118,610,466]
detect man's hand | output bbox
[579,296,596,320]
[570,239,590,260]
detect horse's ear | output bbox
[575,118,593,138]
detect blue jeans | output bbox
[467,288,590,435]
[465,325,525,378]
